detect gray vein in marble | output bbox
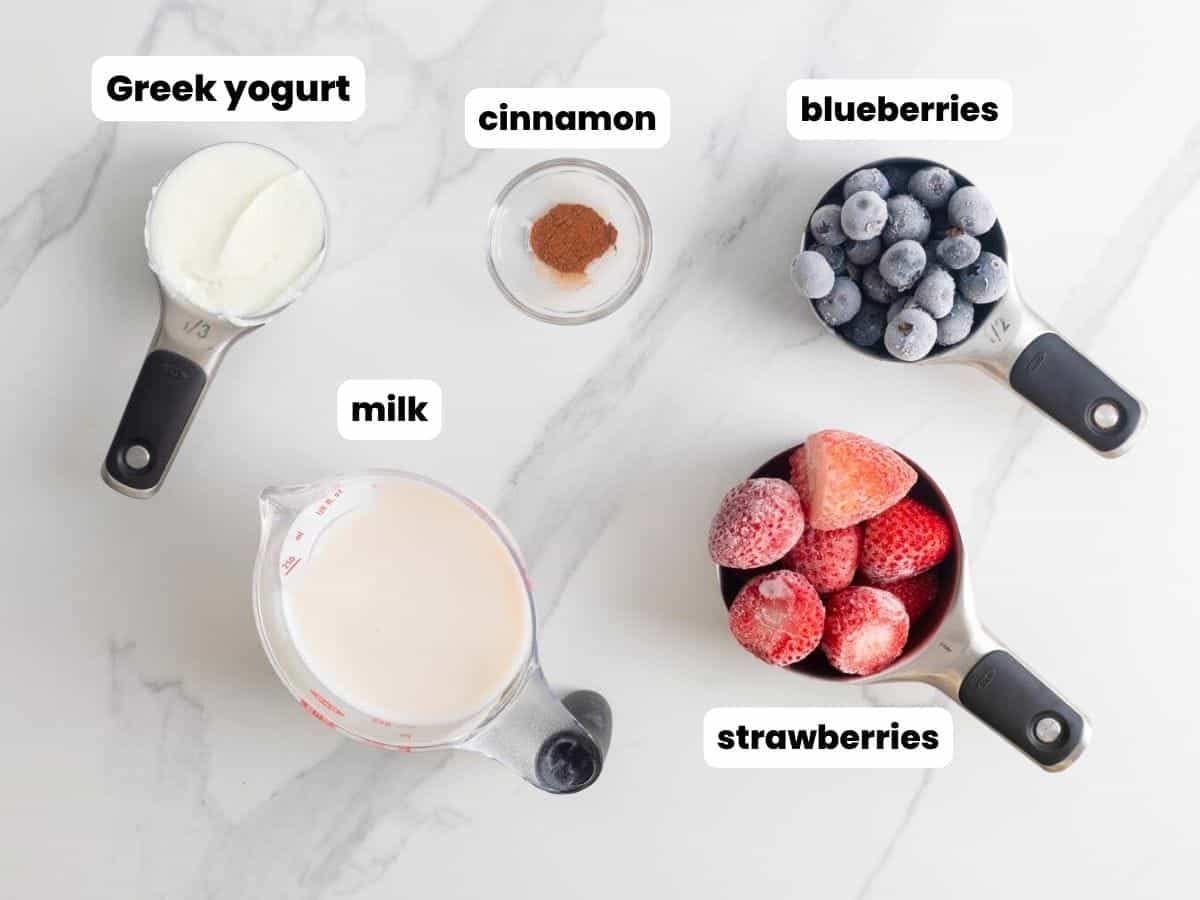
[854,769,935,900]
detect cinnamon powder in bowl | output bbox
[487,158,652,325]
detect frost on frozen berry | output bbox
[842,167,891,200]
[936,295,974,346]
[947,185,997,236]
[913,267,955,318]
[862,264,900,304]
[729,570,826,666]
[845,237,882,266]
[804,429,917,530]
[785,524,861,594]
[840,302,887,348]
[907,166,957,210]
[935,232,981,270]
[882,195,932,246]
[709,478,806,569]
[787,445,811,509]
[841,190,889,241]
[878,240,926,291]
[791,251,836,300]
[810,242,846,276]
[814,276,862,326]
[869,570,939,623]
[822,586,910,676]
[884,307,938,362]
[957,252,1009,304]
[860,497,953,583]
[810,204,847,246]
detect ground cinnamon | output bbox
[529,203,617,275]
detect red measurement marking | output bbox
[309,689,345,717]
[281,555,302,576]
[370,716,394,727]
[294,530,305,541]
[299,698,335,728]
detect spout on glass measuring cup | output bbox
[102,142,328,498]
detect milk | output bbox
[146,142,325,319]
[282,480,533,726]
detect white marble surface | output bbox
[3,1,1199,897]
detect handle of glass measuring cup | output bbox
[102,299,248,498]
[467,666,611,794]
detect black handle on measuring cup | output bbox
[959,650,1087,770]
[535,690,611,794]
[103,349,207,495]
[1009,333,1142,455]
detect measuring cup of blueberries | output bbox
[792,158,1145,457]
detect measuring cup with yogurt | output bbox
[253,471,611,794]
[102,141,328,497]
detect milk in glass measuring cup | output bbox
[102,142,328,497]
[254,471,611,794]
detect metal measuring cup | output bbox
[719,446,1089,771]
[804,157,1145,458]
[102,142,328,498]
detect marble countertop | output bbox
[3,1,1197,897]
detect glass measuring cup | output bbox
[719,446,1089,771]
[253,470,611,794]
[803,157,1145,458]
[102,142,328,498]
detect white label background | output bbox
[786,79,1012,141]
[465,88,670,148]
[704,707,953,769]
[92,56,366,122]
[337,380,442,441]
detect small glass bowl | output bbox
[487,158,652,325]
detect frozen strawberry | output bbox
[784,525,861,594]
[860,498,952,583]
[869,570,939,623]
[708,478,805,569]
[804,430,917,530]
[729,570,825,666]
[822,586,909,676]
[788,445,811,509]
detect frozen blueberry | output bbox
[886,296,918,322]
[878,239,926,291]
[936,294,975,346]
[841,191,888,241]
[862,264,900,304]
[790,250,836,300]
[884,307,938,362]
[957,251,1009,304]
[814,276,862,326]
[882,194,932,245]
[935,232,982,270]
[947,186,997,236]
[845,237,882,266]
[840,302,887,347]
[810,242,846,275]
[907,166,957,210]
[880,165,912,196]
[842,168,891,200]
[809,204,846,246]
[913,266,955,318]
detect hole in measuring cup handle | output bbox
[535,729,602,794]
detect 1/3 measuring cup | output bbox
[719,446,1089,771]
[102,142,328,498]
[254,470,612,794]
[804,156,1144,458]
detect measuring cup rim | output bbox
[252,469,543,748]
[800,155,1009,365]
[145,140,330,327]
[715,442,966,684]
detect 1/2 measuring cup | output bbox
[254,470,612,794]
[102,142,328,498]
[719,446,1089,771]
[804,157,1144,458]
